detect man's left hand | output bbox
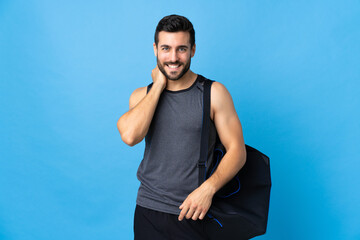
[178,183,215,221]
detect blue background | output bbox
[1,0,359,239]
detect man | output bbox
[117,14,246,240]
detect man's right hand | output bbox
[117,65,167,146]
[151,65,167,91]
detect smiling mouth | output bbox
[166,63,182,70]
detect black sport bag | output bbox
[198,77,271,240]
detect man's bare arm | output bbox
[203,82,246,193]
[178,82,246,221]
[117,67,167,146]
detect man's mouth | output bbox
[166,63,182,70]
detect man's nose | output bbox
[169,49,179,62]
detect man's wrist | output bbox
[202,180,217,196]
[152,81,166,92]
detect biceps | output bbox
[214,108,244,150]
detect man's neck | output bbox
[165,70,197,91]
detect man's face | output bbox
[154,31,196,80]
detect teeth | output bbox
[167,64,180,69]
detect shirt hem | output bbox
[136,198,181,216]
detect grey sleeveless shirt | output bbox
[136,74,217,215]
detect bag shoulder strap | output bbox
[198,78,214,186]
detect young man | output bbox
[117,15,246,239]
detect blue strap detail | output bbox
[213,218,223,228]
[207,213,223,228]
[218,176,241,198]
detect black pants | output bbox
[134,205,210,240]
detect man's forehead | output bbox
[157,31,191,46]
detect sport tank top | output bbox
[136,74,217,215]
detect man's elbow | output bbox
[241,149,247,166]
[237,145,247,170]
[120,130,141,146]
[117,120,137,147]
[122,134,137,146]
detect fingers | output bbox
[199,211,207,220]
[191,210,202,220]
[151,65,167,90]
[186,206,196,219]
[179,204,208,221]
[191,207,208,220]
[178,204,189,221]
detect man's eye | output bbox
[162,47,169,51]
[179,48,186,52]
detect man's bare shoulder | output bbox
[209,81,234,120]
[211,81,234,108]
[211,81,228,93]
[129,86,147,110]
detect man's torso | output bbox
[136,74,217,215]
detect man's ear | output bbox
[153,43,157,57]
[191,43,196,58]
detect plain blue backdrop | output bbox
[1,0,359,239]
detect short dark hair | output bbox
[154,14,195,48]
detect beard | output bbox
[157,57,191,81]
